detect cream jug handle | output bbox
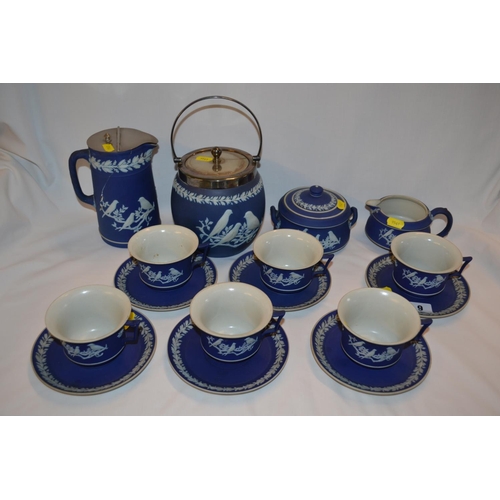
[170,95,263,166]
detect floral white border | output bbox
[90,149,154,173]
[311,312,430,395]
[173,176,263,206]
[169,317,288,394]
[32,312,156,395]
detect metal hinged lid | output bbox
[171,96,262,189]
[87,127,158,153]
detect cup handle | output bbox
[68,149,94,206]
[312,254,334,276]
[270,206,280,228]
[430,207,453,238]
[262,311,286,337]
[348,206,358,228]
[192,244,209,269]
[410,318,433,344]
[450,256,473,277]
[123,319,142,344]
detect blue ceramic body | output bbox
[197,312,284,363]
[271,206,357,255]
[138,246,208,289]
[258,255,333,293]
[340,318,432,369]
[69,142,161,247]
[270,186,358,255]
[392,255,472,297]
[60,319,141,366]
[171,173,265,258]
[365,197,453,250]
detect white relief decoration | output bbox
[230,253,330,310]
[206,336,258,357]
[401,269,445,290]
[173,176,263,206]
[116,259,216,311]
[100,195,155,233]
[304,229,341,251]
[140,265,183,285]
[63,342,108,360]
[292,189,337,211]
[366,255,469,317]
[378,228,396,246]
[90,149,154,173]
[262,265,304,287]
[197,209,260,248]
[347,334,399,363]
[170,319,287,393]
[34,318,155,394]
[312,313,429,393]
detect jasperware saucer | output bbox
[365,254,470,318]
[114,257,217,311]
[32,310,156,396]
[311,311,431,395]
[168,315,289,395]
[229,252,331,312]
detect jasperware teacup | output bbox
[190,282,285,362]
[128,224,208,289]
[337,288,432,369]
[391,232,472,296]
[45,285,141,366]
[253,229,333,293]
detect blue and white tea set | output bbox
[32,96,472,397]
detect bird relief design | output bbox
[206,335,258,357]
[197,210,261,248]
[347,335,400,363]
[63,342,109,360]
[378,228,396,246]
[100,194,155,233]
[402,269,445,290]
[140,265,183,285]
[303,229,341,251]
[262,265,305,287]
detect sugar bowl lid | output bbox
[278,185,352,228]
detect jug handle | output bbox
[430,207,453,238]
[69,149,94,206]
[170,95,263,165]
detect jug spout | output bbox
[365,199,381,212]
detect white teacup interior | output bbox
[45,285,131,343]
[338,288,421,345]
[378,196,428,222]
[391,233,462,273]
[190,283,274,338]
[253,229,323,269]
[128,225,198,264]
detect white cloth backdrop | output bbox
[1,83,499,415]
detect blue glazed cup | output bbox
[45,285,141,366]
[190,282,285,362]
[253,229,333,293]
[128,225,208,289]
[365,195,453,250]
[338,288,432,369]
[391,232,472,297]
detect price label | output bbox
[409,301,433,314]
[196,156,213,162]
[387,217,405,229]
[102,143,115,152]
[337,199,346,210]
